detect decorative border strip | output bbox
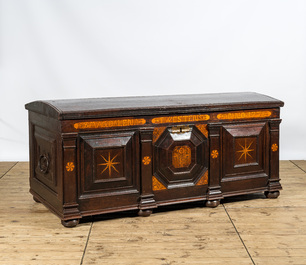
[217,110,272,120]
[71,110,275,130]
[152,114,210,124]
[73,118,146,130]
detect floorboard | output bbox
[0,160,305,265]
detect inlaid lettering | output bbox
[152,114,210,124]
[217,111,271,120]
[73,118,146,130]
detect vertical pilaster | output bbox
[207,124,223,204]
[139,128,157,210]
[62,134,81,220]
[268,119,282,192]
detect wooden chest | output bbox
[25,92,284,227]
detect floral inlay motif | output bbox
[211,150,219,159]
[66,162,75,172]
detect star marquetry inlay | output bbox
[237,139,254,162]
[99,152,120,177]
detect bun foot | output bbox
[265,191,280,199]
[33,196,41,203]
[138,209,152,217]
[61,219,79,228]
[205,200,220,208]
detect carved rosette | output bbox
[38,154,49,174]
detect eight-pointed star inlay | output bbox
[237,139,254,162]
[98,152,120,177]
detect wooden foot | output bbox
[61,219,79,228]
[205,200,220,208]
[264,191,280,199]
[33,196,41,203]
[138,209,152,217]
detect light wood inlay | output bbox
[196,124,208,138]
[196,170,208,185]
[65,162,75,172]
[152,175,166,191]
[152,127,166,143]
[172,146,191,168]
[217,110,272,120]
[152,114,210,124]
[235,137,256,165]
[142,156,151,165]
[74,118,146,129]
[211,150,219,159]
[271,143,278,152]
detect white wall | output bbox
[1,0,305,161]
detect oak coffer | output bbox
[25,92,284,227]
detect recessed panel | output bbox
[154,126,208,188]
[79,131,139,196]
[33,126,57,194]
[221,122,269,192]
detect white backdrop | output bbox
[0,0,305,161]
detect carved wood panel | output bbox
[79,131,139,196]
[153,125,208,189]
[221,122,269,182]
[33,126,57,194]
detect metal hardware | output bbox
[170,126,192,134]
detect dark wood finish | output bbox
[264,190,280,199]
[61,219,80,228]
[33,196,41,203]
[205,199,220,208]
[138,209,153,217]
[25,92,284,227]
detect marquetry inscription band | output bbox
[72,110,274,130]
[216,110,271,120]
[152,114,210,124]
[74,118,146,129]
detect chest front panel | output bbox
[26,93,283,227]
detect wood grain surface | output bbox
[0,161,305,265]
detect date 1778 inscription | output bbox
[217,110,271,120]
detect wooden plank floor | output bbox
[0,161,305,265]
